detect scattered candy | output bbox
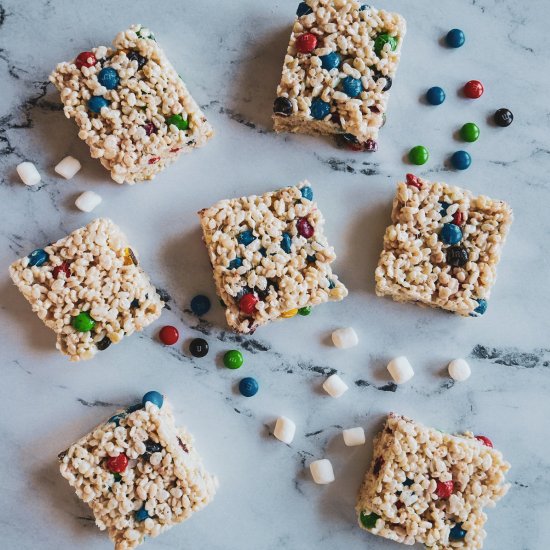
[27,248,48,267]
[453,211,465,226]
[71,311,95,332]
[440,223,463,245]
[239,377,259,397]
[296,1,313,16]
[426,86,446,105]
[463,80,484,99]
[97,67,120,90]
[296,32,318,54]
[343,427,366,447]
[342,76,363,98]
[274,416,296,444]
[310,459,335,484]
[473,298,488,316]
[75,190,102,212]
[16,161,41,186]
[54,155,82,179]
[224,350,244,369]
[189,338,209,358]
[53,261,71,279]
[190,294,211,316]
[127,51,147,70]
[229,257,243,269]
[88,96,109,113]
[159,326,179,345]
[374,33,398,56]
[273,96,293,116]
[320,51,341,70]
[475,435,493,448]
[460,122,480,142]
[96,336,111,351]
[409,145,429,165]
[322,374,349,398]
[451,150,472,170]
[281,309,298,319]
[331,327,359,349]
[387,356,414,384]
[142,391,164,408]
[450,523,467,541]
[106,454,128,473]
[406,173,422,190]
[237,229,256,246]
[134,506,149,522]
[166,113,189,130]
[494,108,513,127]
[281,232,292,253]
[446,246,468,267]
[360,511,380,529]
[435,480,454,499]
[300,186,313,200]
[298,306,312,316]
[445,28,465,48]
[448,358,471,381]
[297,217,314,238]
[310,98,331,120]
[239,293,258,315]
[75,51,97,69]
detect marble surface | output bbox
[1,0,549,548]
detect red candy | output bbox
[464,80,484,99]
[297,217,314,238]
[475,435,493,448]
[295,33,317,54]
[159,326,179,345]
[453,211,465,226]
[53,261,71,279]
[143,122,157,136]
[75,51,97,69]
[148,156,160,165]
[406,173,422,190]
[106,454,128,473]
[239,293,258,315]
[435,480,454,499]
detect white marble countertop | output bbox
[1,0,549,548]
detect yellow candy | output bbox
[281,309,298,319]
[123,247,138,266]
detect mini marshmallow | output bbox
[331,327,358,349]
[322,374,349,398]
[387,356,414,384]
[16,161,41,186]
[343,427,365,447]
[310,459,335,484]
[448,358,471,381]
[55,156,82,179]
[75,191,102,212]
[273,416,296,444]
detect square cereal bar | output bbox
[49,24,213,184]
[356,414,510,549]
[58,391,217,550]
[273,1,406,150]
[375,175,513,316]
[9,218,163,361]
[198,181,348,333]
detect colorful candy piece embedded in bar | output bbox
[375,176,513,316]
[58,393,217,549]
[49,24,213,184]
[356,414,510,549]
[9,218,164,360]
[198,181,348,334]
[273,2,406,150]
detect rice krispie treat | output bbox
[49,24,212,184]
[356,414,510,549]
[58,391,217,549]
[273,1,406,151]
[375,174,513,317]
[9,218,163,361]
[198,181,348,333]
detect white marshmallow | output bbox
[387,356,414,384]
[16,161,41,186]
[55,156,82,179]
[448,358,471,381]
[343,427,365,447]
[331,327,358,349]
[75,191,102,212]
[310,459,335,484]
[322,374,349,398]
[273,416,296,444]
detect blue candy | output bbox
[439,201,451,216]
[97,67,120,90]
[342,76,363,98]
[328,279,336,289]
[426,86,446,105]
[28,248,49,267]
[126,403,143,413]
[281,232,292,253]
[301,186,313,200]
[472,298,488,316]
[239,377,259,397]
[451,150,472,170]
[88,96,109,113]
[440,223,463,245]
[307,254,316,263]
[449,523,467,540]
[310,98,331,120]
[229,257,243,270]
[190,294,211,316]
[108,413,126,427]
[142,391,164,409]
[259,247,267,257]
[320,51,341,71]
[296,2,312,16]
[135,506,149,522]
[359,4,370,10]
[446,28,465,48]
[237,229,256,246]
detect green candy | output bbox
[460,122,480,143]
[409,145,429,165]
[166,114,189,130]
[298,306,312,316]
[71,312,95,332]
[360,511,381,529]
[374,33,398,56]
[224,350,244,370]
